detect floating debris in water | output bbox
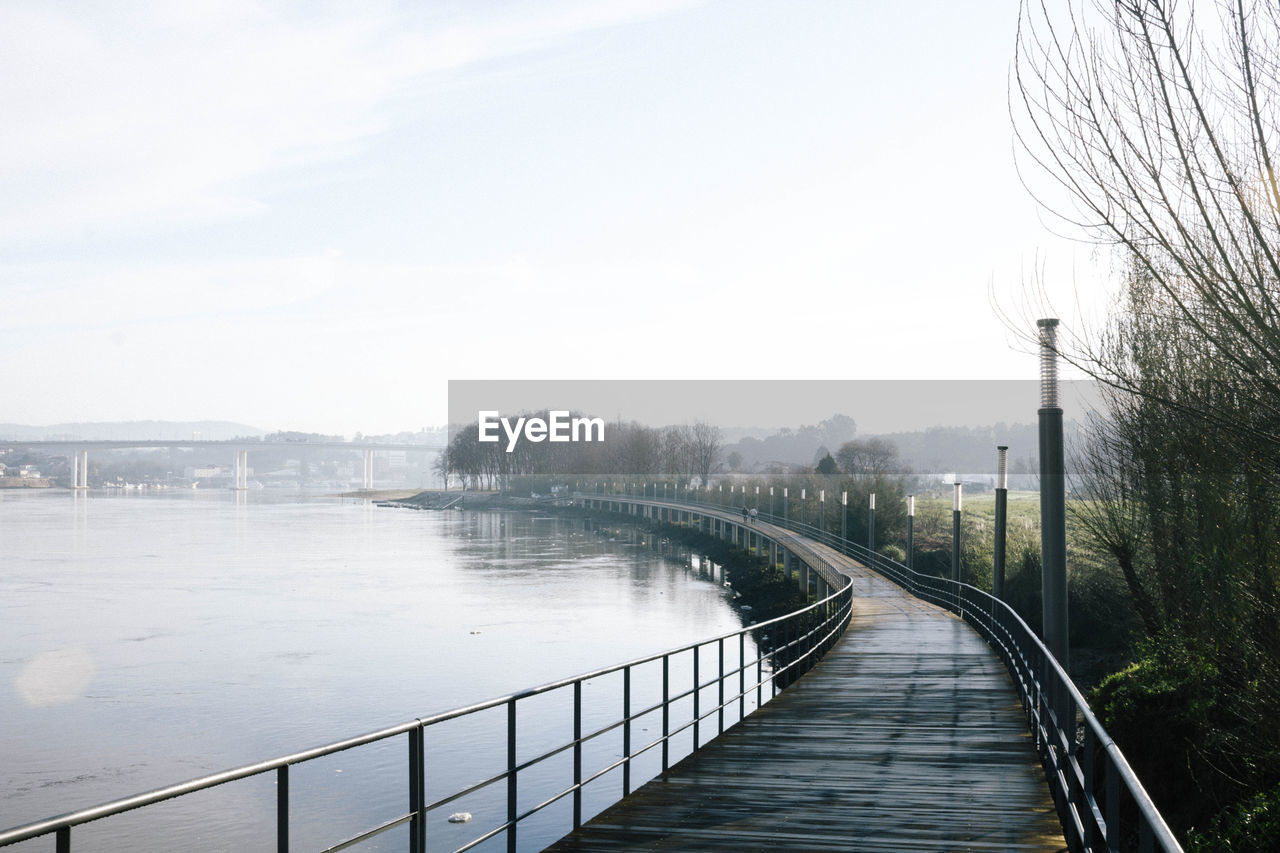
[448,812,472,823]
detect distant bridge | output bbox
[3,439,444,490]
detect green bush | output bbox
[1091,638,1232,837]
[1187,783,1280,852]
[879,544,905,564]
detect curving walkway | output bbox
[549,503,1065,852]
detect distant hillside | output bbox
[0,420,265,441]
[722,414,858,470]
[724,419,1087,477]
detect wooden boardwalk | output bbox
[549,509,1066,852]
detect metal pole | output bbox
[994,445,1009,600]
[507,700,517,853]
[783,487,788,523]
[906,495,914,570]
[1038,318,1069,668]
[868,492,876,555]
[769,485,775,516]
[800,488,806,527]
[841,491,847,543]
[952,482,962,583]
[819,489,825,534]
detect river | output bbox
[0,489,757,851]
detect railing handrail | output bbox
[0,499,852,849]
[614,489,1182,851]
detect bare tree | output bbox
[1014,0,1280,453]
[835,437,900,479]
[1015,3,1280,829]
[689,421,722,487]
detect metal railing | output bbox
[612,491,1182,853]
[0,521,853,853]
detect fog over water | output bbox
[0,490,753,851]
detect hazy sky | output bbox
[3,1,1108,436]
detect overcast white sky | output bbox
[2,1,1109,436]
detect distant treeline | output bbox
[440,414,724,489]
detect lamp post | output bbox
[906,494,915,570]
[800,489,806,527]
[1038,318,1069,667]
[993,446,1009,600]
[868,492,876,556]
[783,487,789,523]
[952,482,963,583]
[841,491,848,542]
[819,490,825,535]
[770,486,775,516]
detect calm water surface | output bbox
[0,489,757,851]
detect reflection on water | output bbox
[0,490,756,851]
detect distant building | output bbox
[185,465,231,479]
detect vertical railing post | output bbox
[717,638,725,735]
[757,632,764,707]
[738,632,746,722]
[1106,758,1121,853]
[693,646,701,749]
[623,666,632,795]
[507,700,517,853]
[661,655,670,771]
[56,827,70,853]
[573,681,582,827]
[1082,727,1096,849]
[409,726,425,853]
[277,765,289,853]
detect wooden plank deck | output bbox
[548,508,1066,852]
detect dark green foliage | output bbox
[1092,639,1228,836]
[1093,634,1280,841]
[1003,547,1043,635]
[1188,783,1280,852]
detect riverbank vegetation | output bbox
[1012,0,1280,845]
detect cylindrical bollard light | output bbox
[783,487,789,522]
[841,490,848,543]
[868,492,876,556]
[801,488,806,527]
[952,481,963,583]
[906,494,915,570]
[820,489,825,534]
[1038,318,1069,667]
[770,486,775,516]
[994,445,1009,600]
